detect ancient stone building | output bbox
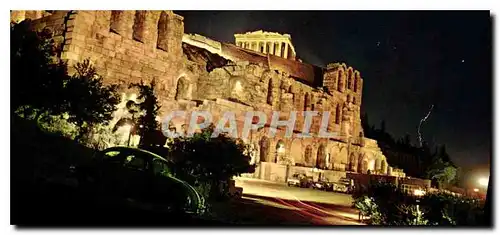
[11,10,401,183]
[234,30,296,60]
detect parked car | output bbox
[332,177,352,193]
[76,146,205,215]
[287,173,314,188]
[313,180,334,191]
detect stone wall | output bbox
[12,10,405,181]
[22,10,186,113]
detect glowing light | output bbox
[234,80,243,92]
[473,188,479,192]
[478,177,489,187]
[413,189,426,196]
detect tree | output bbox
[64,59,120,140]
[169,125,255,200]
[11,20,69,119]
[129,79,162,148]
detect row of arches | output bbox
[348,153,387,174]
[109,10,170,51]
[258,137,342,170]
[334,69,360,93]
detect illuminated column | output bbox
[262,41,267,53]
[275,42,282,57]
[270,42,275,55]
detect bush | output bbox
[353,182,485,226]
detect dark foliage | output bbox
[128,79,164,148]
[168,125,255,201]
[361,113,458,188]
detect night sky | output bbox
[175,11,492,171]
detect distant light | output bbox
[461,59,465,63]
[414,189,426,196]
[234,80,243,92]
[473,188,479,192]
[478,177,489,187]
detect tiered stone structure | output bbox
[11,10,404,183]
[234,30,296,60]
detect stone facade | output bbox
[12,10,402,183]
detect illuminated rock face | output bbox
[13,10,395,179]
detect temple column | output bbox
[262,41,267,53]
[270,42,275,55]
[275,42,282,57]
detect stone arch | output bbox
[157,11,169,51]
[304,145,313,166]
[348,69,353,90]
[354,71,359,92]
[266,78,273,105]
[275,139,286,163]
[335,103,341,124]
[349,153,357,172]
[110,10,124,34]
[304,92,311,111]
[381,159,387,175]
[316,144,326,169]
[375,158,382,173]
[337,70,343,92]
[132,11,147,42]
[290,139,302,165]
[175,76,189,100]
[358,154,368,174]
[259,136,270,162]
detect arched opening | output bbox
[157,11,168,51]
[353,96,356,105]
[316,144,326,169]
[304,92,311,111]
[175,77,188,100]
[275,140,285,163]
[335,104,341,124]
[110,10,124,34]
[304,145,313,166]
[375,159,381,173]
[259,137,269,162]
[266,78,273,105]
[348,69,353,90]
[358,154,366,174]
[349,153,356,172]
[132,11,146,42]
[337,70,343,92]
[354,73,359,92]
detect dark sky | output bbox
[175,11,492,170]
